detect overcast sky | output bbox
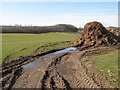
[1,2,118,28]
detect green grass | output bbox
[2,32,80,63]
[89,50,119,87]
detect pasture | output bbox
[2,33,80,63]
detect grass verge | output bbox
[89,50,119,87]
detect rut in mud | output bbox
[1,46,115,89]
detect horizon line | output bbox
[0,24,118,28]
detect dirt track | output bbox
[2,46,117,89]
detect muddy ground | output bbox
[1,46,119,89]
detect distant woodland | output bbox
[2,24,119,34]
[2,24,79,33]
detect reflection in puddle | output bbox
[53,47,79,54]
[43,47,79,60]
[22,47,79,70]
[43,54,54,60]
[22,60,45,70]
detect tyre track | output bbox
[40,53,71,89]
[2,46,113,88]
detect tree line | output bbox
[2,24,78,33]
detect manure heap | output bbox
[69,21,120,47]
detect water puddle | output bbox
[22,60,45,70]
[43,54,54,60]
[53,47,79,54]
[22,47,79,70]
[43,47,79,60]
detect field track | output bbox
[2,46,116,89]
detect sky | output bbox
[1,2,118,28]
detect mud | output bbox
[22,47,79,70]
[1,46,117,89]
[1,47,69,89]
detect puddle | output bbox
[43,47,79,60]
[22,60,45,70]
[22,47,79,70]
[43,54,54,60]
[53,47,79,54]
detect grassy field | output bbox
[90,50,119,87]
[2,32,80,63]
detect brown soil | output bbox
[69,21,120,48]
[1,46,117,89]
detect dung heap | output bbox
[69,21,120,47]
[106,28,120,37]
